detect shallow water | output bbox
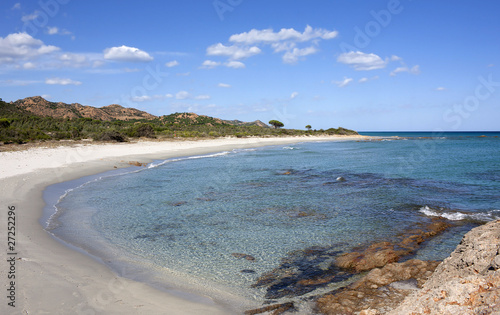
[47,132,500,306]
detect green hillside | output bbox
[0,97,358,144]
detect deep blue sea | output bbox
[45,132,500,308]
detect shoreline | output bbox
[0,135,368,314]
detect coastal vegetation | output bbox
[0,97,358,144]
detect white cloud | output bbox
[165,60,179,67]
[435,87,446,91]
[207,25,338,66]
[390,65,420,76]
[334,77,353,88]
[358,76,379,83]
[229,25,338,44]
[47,27,59,35]
[195,94,211,100]
[165,93,173,98]
[45,27,73,38]
[12,3,21,10]
[0,33,60,64]
[225,60,245,68]
[103,45,153,62]
[282,46,317,64]
[23,62,36,69]
[131,95,152,102]
[218,83,231,88]
[21,11,39,22]
[45,77,82,85]
[175,91,210,100]
[337,51,387,71]
[201,60,221,69]
[176,90,191,100]
[41,94,51,99]
[290,92,299,99]
[59,53,88,66]
[207,43,261,60]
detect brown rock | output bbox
[231,253,256,261]
[390,220,500,315]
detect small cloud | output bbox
[23,62,36,69]
[21,11,39,22]
[46,27,73,37]
[41,94,51,99]
[103,45,153,62]
[218,83,231,88]
[130,95,152,102]
[487,64,495,68]
[165,60,179,67]
[334,77,353,88]
[435,87,446,91]
[337,51,388,71]
[391,55,402,61]
[12,3,21,10]
[47,27,59,35]
[283,46,317,64]
[0,33,60,64]
[92,60,105,68]
[390,65,420,76]
[200,60,220,69]
[206,43,261,60]
[225,60,245,68]
[45,77,82,85]
[290,91,299,99]
[195,94,211,100]
[165,93,173,98]
[176,91,191,100]
[359,75,379,83]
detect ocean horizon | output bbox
[43,132,500,310]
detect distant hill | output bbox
[223,119,269,128]
[9,96,269,127]
[12,96,157,121]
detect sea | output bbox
[43,132,500,311]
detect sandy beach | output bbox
[0,135,368,315]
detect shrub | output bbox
[135,123,155,138]
[94,130,127,142]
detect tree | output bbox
[269,120,284,129]
[305,125,312,131]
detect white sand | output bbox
[0,135,368,314]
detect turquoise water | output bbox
[47,132,500,307]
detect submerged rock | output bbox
[231,253,256,261]
[315,259,440,314]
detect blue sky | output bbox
[0,1,499,131]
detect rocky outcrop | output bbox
[389,219,500,315]
[316,259,440,314]
[313,220,500,315]
[12,96,157,121]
